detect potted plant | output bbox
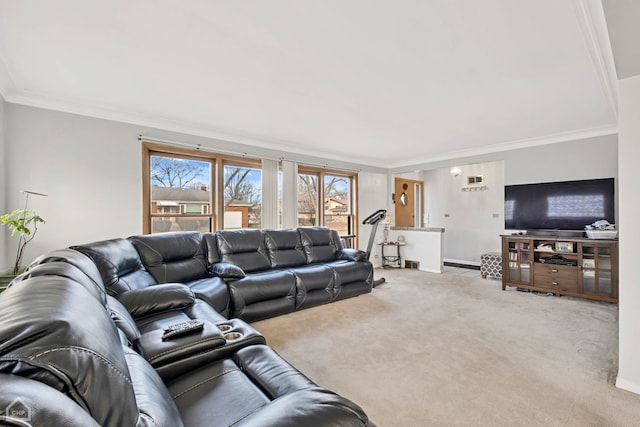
[1,208,46,289]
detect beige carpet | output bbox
[252,268,640,426]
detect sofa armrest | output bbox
[117,283,195,319]
[143,318,265,382]
[234,388,369,427]
[210,262,246,279]
[337,248,369,262]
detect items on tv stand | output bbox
[501,234,618,303]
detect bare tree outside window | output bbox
[324,175,351,235]
[223,165,262,229]
[149,155,212,233]
[298,174,318,226]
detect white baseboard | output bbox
[615,376,640,396]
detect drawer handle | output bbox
[551,269,558,273]
[551,281,559,286]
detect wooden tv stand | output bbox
[501,235,618,303]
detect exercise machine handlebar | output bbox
[363,209,387,225]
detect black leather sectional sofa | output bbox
[0,227,373,427]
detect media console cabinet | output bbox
[501,235,618,303]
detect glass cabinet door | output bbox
[580,244,615,298]
[507,240,531,284]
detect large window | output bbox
[143,142,357,238]
[143,143,264,233]
[297,167,357,239]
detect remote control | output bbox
[161,319,205,341]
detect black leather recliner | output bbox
[0,246,371,426]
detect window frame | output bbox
[221,157,263,230]
[143,142,217,234]
[143,142,358,242]
[297,165,359,245]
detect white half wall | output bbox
[616,74,640,394]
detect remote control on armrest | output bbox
[161,319,205,341]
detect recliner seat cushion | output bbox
[167,345,369,427]
[228,270,296,322]
[291,264,335,310]
[130,231,209,283]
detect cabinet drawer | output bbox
[534,264,578,292]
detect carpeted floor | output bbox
[252,267,640,426]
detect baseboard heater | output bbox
[444,261,480,271]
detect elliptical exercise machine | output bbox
[362,209,387,287]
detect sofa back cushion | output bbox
[202,232,221,264]
[72,238,156,295]
[26,248,106,296]
[264,229,307,268]
[129,232,209,283]
[0,276,139,427]
[216,229,271,273]
[14,260,107,306]
[298,227,342,264]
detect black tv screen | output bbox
[504,178,615,231]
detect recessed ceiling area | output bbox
[0,0,619,168]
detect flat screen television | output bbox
[504,178,615,233]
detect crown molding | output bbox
[573,0,619,118]
[5,89,618,172]
[388,124,618,171]
[3,90,388,170]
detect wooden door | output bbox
[395,178,416,227]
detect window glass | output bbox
[298,173,319,226]
[324,174,352,236]
[150,154,212,233]
[223,164,262,229]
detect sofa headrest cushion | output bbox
[27,248,105,294]
[129,232,209,283]
[13,261,107,306]
[298,227,342,264]
[264,229,307,268]
[73,238,156,295]
[216,229,271,273]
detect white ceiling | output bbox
[0,1,619,169]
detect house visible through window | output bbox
[147,153,213,233]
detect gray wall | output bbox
[0,95,5,268]
[1,103,385,268]
[1,102,619,270]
